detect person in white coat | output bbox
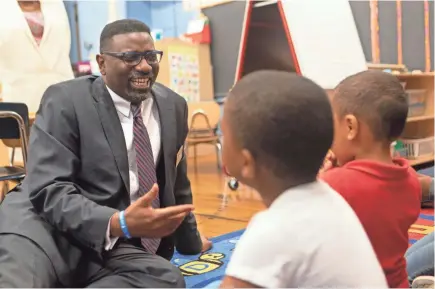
[0,0,74,113]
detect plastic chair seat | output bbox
[0,166,25,182]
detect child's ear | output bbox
[344,114,358,141]
[240,149,256,180]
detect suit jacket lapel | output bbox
[153,84,176,206]
[92,77,130,194]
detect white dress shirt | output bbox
[104,86,161,250]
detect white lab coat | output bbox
[0,0,74,113]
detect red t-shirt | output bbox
[320,158,421,288]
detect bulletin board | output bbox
[168,45,200,102]
[155,38,214,102]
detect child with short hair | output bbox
[320,70,422,288]
[219,70,387,288]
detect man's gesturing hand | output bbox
[110,184,194,238]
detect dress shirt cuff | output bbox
[105,216,119,251]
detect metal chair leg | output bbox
[193,145,198,174]
[10,147,15,166]
[184,143,189,157]
[215,142,222,169]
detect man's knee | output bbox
[95,246,186,288]
[99,242,186,287]
[163,262,186,288]
[0,234,57,287]
[135,259,186,288]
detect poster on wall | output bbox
[168,45,200,102]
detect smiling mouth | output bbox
[130,78,151,89]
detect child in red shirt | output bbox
[320,70,421,288]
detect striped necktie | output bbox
[131,104,161,253]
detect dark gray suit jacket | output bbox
[0,75,202,286]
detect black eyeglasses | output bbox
[102,50,163,66]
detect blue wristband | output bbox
[119,210,131,239]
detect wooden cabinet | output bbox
[397,73,434,166]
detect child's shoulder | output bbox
[320,158,421,204]
[320,158,415,184]
[319,161,382,196]
[319,165,359,187]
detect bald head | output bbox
[225,70,333,181]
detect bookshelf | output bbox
[397,73,434,167]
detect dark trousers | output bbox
[0,234,185,288]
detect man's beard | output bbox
[125,73,155,104]
[126,88,153,104]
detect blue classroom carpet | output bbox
[171,211,433,288]
[172,167,434,287]
[171,229,244,288]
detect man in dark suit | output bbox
[0,19,211,287]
